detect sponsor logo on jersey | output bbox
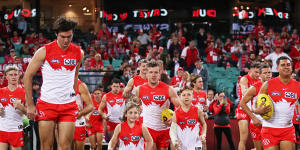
[109,100,115,103]
[199,98,205,102]
[142,95,150,100]
[79,122,85,125]
[131,136,140,141]
[116,99,123,103]
[10,98,20,103]
[50,58,60,64]
[285,92,297,99]
[0,98,7,102]
[80,133,85,137]
[179,121,185,125]
[187,119,196,125]
[93,111,99,115]
[122,136,129,141]
[64,59,76,66]
[153,95,166,101]
[192,98,196,101]
[271,91,281,96]
[262,139,270,145]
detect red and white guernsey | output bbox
[0,87,25,132]
[119,121,144,150]
[238,74,260,109]
[75,80,86,127]
[192,90,207,110]
[264,77,300,128]
[176,106,202,149]
[139,81,170,131]
[105,91,125,123]
[251,81,264,123]
[40,41,81,104]
[131,75,148,94]
[88,98,103,125]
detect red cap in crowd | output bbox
[296,41,300,44]
[0,72,3,76]
[178,67,183,71]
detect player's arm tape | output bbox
[169,122,179,145]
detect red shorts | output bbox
[261,126,296,149]
[0,131,24,147]
[147,127,170,148]
[235,107,250,121]
[250,123,262,141]
[74,126,86,141]
[87,122,104,136]
[106,121,119,132]
[36,100,78,122]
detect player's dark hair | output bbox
[276,56,291,66]
[121,101,140,121]
[93,88,102,93]
[250,62,260,69]
[259,63,270,73]
[111,78,121,84]
[53,17,77,34]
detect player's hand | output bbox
[174,141,181,150]
[200,134,206,142]
[86,123,92,128]
[203,105,208,112]
[252,117,262,127]
[0,107,4,116]
[163,118,172,126]
[102,113,109,120]
[77,111,83,119]
[254,101,271,115]
[123,92,132,99]
[13,100,22,109]
[26,105,37,120]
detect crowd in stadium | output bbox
[0,10,299,150]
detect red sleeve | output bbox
[170,77,176,85]
[213,102,223,115]
[97,30,103,40]
[205,47,209,54]
[225,104,230,114]
[208,100,215,113]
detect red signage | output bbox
[233,7,289,19]
[192,9,216,18]
[99,9,168,21]
[4,8,36,20]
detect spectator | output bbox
[38,32,47,45]
[181,41,199,72]
[178,31,186,50]
[168,37,181,60]
[0,43,8,57]
[17,16,27,37]
[206,90,215,112]
[193,60,209,91]
[243,52,257,72]
[11,30,22,45]
[177,71,190,90]
[119,65,131,85]
[20,44,31,56]
[196,28,207,58]
[149,24,162,45]
[24,32,37,45]
[205,41,221,64]
[166,50,185,77]
[289,41,300,70]
[223,38,232,53]
[170,67,184,87]
[251,19,265,40]
[218,54,231,69]
[265,45,291,77]
[117,30,131,49]
[85,28,97,44]
[0,71,7,88]
[213,91,235,150]
[90,54,104,70]
[137,29,150,53]
[97,23,111,40]
[5,49,16,64]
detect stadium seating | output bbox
[0,57,4,63]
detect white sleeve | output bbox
[265,53,272,60]
[181,47,188,58]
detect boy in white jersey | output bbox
[72,80,93,150]
[0,66,26,150]
[170,86,207,150]
[24,18,84,150]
